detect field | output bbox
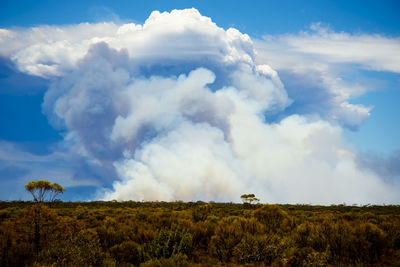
[1,201,400,266]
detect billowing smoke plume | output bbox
[0,9,398,204]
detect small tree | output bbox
[240,194,260,205]
[24,180,65,259]
[49,183,65,202]
[25,180,65,202]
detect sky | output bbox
[0,0,399,204]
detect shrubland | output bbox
[1,201,400,266]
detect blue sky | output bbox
[1,0,399,35]
[0,0,399,203]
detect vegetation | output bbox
[1,200,400,266]
[25,180,65,202]
[240,194,260,205]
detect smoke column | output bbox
[0,9,397,204]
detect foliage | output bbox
[1,201,400,266]
[240,194,260,205]
[25,180,65,202]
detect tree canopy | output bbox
[240,194,260,204]
[25,180,65,202]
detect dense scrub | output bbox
[1,201,400,266]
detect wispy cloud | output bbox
[254,23,400,129]
[256,23,400,73]
[0,140,102,200]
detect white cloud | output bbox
[0,23,119,77]
[256,23,400,73]
[254,23,400,129]
[1,9,398,204]
[0,9,256,78]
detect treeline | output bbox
[1,201,400,266]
